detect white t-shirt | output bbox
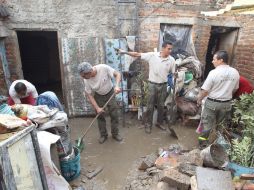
[202,65,239,100]
[84,64,115,95]
[141,52,175,83]
[9,79,38,103]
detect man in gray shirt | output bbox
[78,62,123,144]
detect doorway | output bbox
[16,31,63,101]
[204,26,239,79]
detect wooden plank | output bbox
[240,174,254,180]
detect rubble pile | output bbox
[124,144,236,190]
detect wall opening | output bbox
[16,31,63,102]
[204,26,239,79]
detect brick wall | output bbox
[233,15,254,83]
[138,0,212,61]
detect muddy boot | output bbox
[155,123,166,131]
[145,126,151,134]
[99,136,108,144]
[112,134,123,142]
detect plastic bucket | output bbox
[200,144,229,168]
[60,146,81,181]
[227,162,254,177]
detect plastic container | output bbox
[227,162,254,177]
[60,146,81,181]
[200,144,229,168]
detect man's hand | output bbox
[197,98,202,107]
[114,86,121,94]
[115,48,126,55]
[96,107,105,114]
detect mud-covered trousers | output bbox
[94,88,119,137]
[145,82,168,128]
[200,98,232,139]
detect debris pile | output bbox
[124,144,237,190]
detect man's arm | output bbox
[197,89,209,106]
[113,70,121,94]
[85,92,104,114]
[118,49,141,57]
[9,86,21,104]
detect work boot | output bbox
[155,123,166,131]
[145,126,151,134]
[112,134,123,142]
[98,136,108,144]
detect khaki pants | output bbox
[200,99,232,138]
[146,82,167,128]
[94,89,119,137]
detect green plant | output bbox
[230,137,254,167]
[233,92,254,137]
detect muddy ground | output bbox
[69,113,199,190]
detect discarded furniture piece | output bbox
[0,125,48,190]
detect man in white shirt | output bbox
[197,50,239,146]
[118,41,175,134]
[8,79,38,105]
[78,62,123,144]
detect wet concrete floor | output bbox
[69,113,199,190]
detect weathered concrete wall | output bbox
[1,0,254,116]
[1,0,119,116]
[4,0,118,38]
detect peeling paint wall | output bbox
[1,0,254,116]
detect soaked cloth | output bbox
[0,103,14,115]
[36,91,64,111]
[234,76,254,98]
[176,56,202,79]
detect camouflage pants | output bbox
[200,98,232,139]
[94,89,119,137]
[146,82,167,128]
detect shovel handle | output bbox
[80,92,116,139]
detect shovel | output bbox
[165,71,178,139]
[75,92,116,152]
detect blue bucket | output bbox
[227,162,254,177]
[60,146,81,181]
